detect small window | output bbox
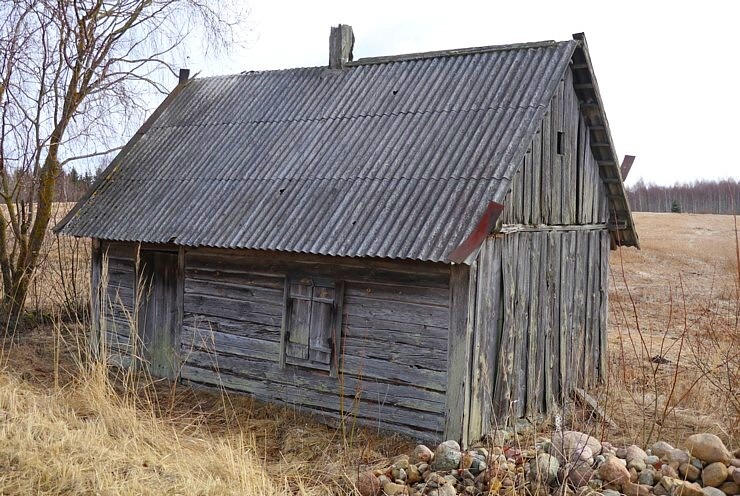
[281,277,343,373]
[556,131,565,155]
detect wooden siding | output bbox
[178,249,451,441]
[468,227,610,440]
[97,242,137,366]
[501,69,608,226]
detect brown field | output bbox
[604,213,738,444]
[0,211,737,494]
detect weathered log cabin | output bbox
[56,26,638,444]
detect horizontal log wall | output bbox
[179,249,451,441]
[470,229,610,438]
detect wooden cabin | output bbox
[56,26,638,444]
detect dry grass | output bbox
[0,323,412,495]
[0,209,737,494]
[0,364,277,494]
[600,213,738,447]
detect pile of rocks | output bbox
[356,432,739,496]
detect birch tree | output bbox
[0,0,242,323]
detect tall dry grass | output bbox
[564,213,739,448]
[0,340,277,494]
[1,207,738,494]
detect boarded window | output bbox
[282,277,343,373]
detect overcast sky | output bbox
[185,0,739,186]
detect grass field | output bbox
[0,212,737,494]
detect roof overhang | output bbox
[570,33,639,249]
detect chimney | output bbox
[329,24,354,69]
[178,68,190,85]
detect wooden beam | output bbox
[445,264,475,447]
[573,387,618,430]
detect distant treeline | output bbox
[10,167,98,203]
[626,178,739,214]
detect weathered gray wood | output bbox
[573,387,618,430]
[445,264,473,444]
[184,350,445,415]
[138,250,179,380]
[598,231,609,382]
[329,24,354,69]
[525,233,540,416]
[342,338,447,372]
[91,239,102,357]
[181,362,443,431]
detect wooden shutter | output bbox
[281,277,344,372]
[285,281,311,360]
[308,286,335,365]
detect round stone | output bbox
[685,434,732,465]
[533,453,560,483]
[432,440,462,471]
[598,456,631,489]
[702,462,729,487]
[411,445,434,464]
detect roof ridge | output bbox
[190,39,571,81]
[347,40,568,66]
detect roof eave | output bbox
[570,33,639,249]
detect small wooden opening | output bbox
[556,131,565,155]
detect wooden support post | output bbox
[174,246,185,378]
[90,238,102,358]
[446,263,475,446]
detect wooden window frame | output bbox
[279,275,344,376]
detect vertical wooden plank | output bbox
[533,120,553,224]
[574,232,588,388]
[565,71,578,224]
[590,232,600,386]
[546,231,562,409]
[561,232,575,397]
[522,151,532,224]
[486,238,504,430]
[330,281,345,378]
[535,232,549,413]
[583,233,595,388]
[512,233,528,418]
[90,238,102,358]
[525,232,540,417]
[598,231,610,382]
[494,234,517,423]
[175,246,185,377]
[541,106,562,224]
[531,131,541,225]
[446,263,474,446]
[279,276,290,369]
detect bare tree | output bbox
[0,0,243,323]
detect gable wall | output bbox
[467,69,612,439]
[501,68,608,226]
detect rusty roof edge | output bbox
[55,79,191,235]
[571,33,639,249]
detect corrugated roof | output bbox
[56,39,617,261]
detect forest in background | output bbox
[626,178,738,214]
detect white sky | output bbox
[183,0,739,186]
